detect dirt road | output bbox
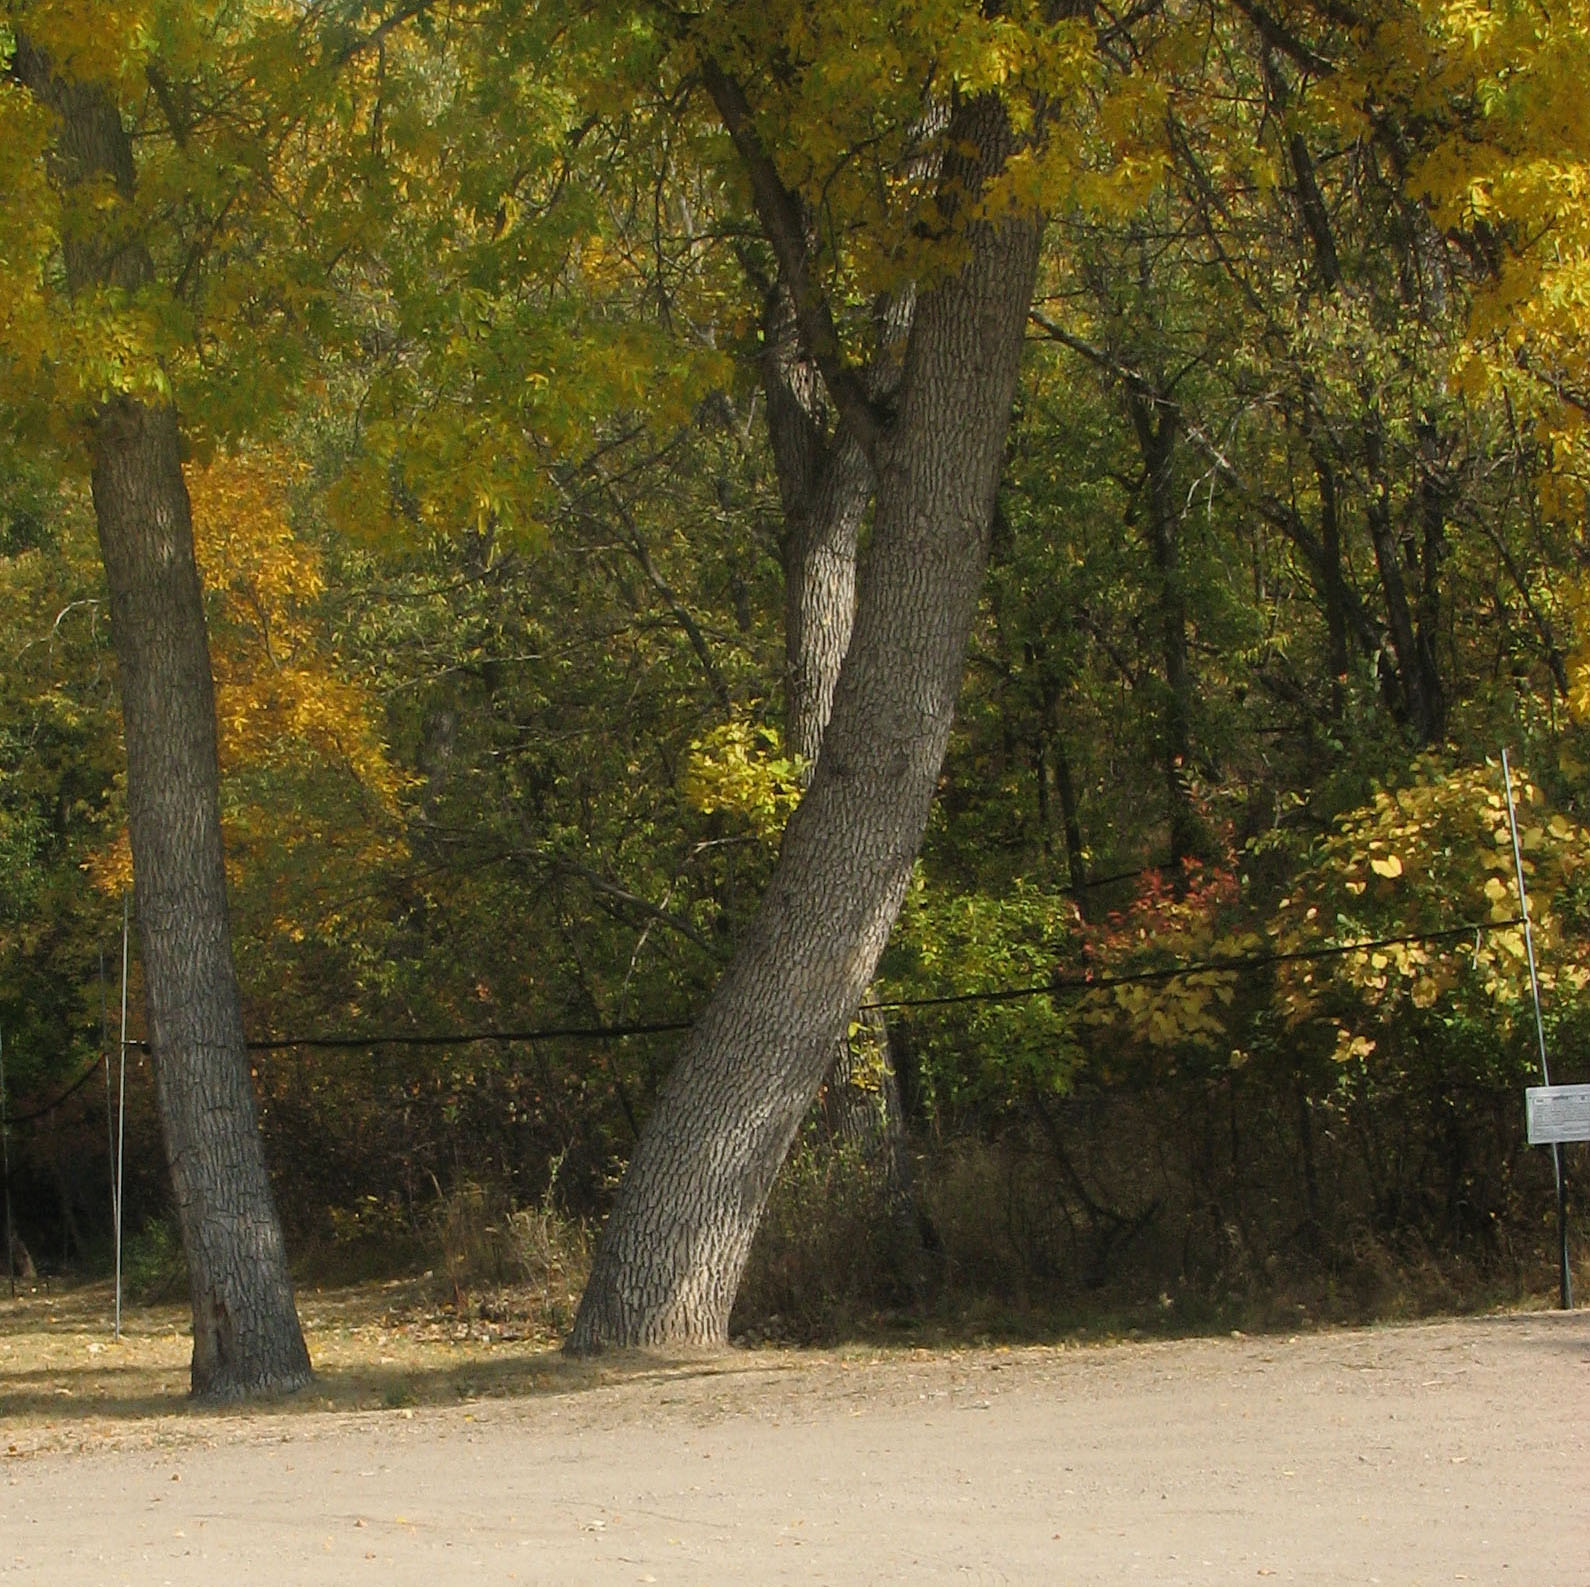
[1,1310,1585,1585]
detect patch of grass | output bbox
[733,1135,908,1343]
[427,1181,592,1335]
[0,1276,619,1452]
[731,1129,1585,1349]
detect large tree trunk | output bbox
[780,435,869,755]
[567,95,1041,1352]
[94,401,312,1398]
[16,39,311,1400]
[763,283,917,1206]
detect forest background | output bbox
[1,0,1588,1358]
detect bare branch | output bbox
[699,58,888,462]
[1228,0,1335,77]
[554,859,715,952]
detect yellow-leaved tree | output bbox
[1272,755,1590,1064]
[86,450,408,939]
[2,0,321,1396]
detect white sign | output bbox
[1525,1084,1590,1145]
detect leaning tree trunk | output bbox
[94,401,312,1398]
[567,96,1041,1352]
[15,39,311,1400]
[763,282,915,1184]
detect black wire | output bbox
[862,921,1519,1013]
[243,918,1523,1050]
[242,1016,695,1051]
[5,1055,104,1126]
[5,917,1524,1121]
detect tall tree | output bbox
[568,13,1046,1340]
[6,27,309,1397]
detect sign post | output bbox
[1525,1086,1586,1313]
[1526,1084,1590,1147]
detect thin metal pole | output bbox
[1500,750,1571,1310]
[1500,751,1551,1084]
[0,1027,14,1301]
[1552,1145,1572,1311]
[115,894,129,1341]
[101,945,116,1241]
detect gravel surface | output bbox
[1,1309,1585,1585]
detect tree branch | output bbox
[602,484,732,710]
[699,57,888,463]
[1228,0,1335,77]
[553,859,715,952]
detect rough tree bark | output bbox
[14,40,311,1400]
[567,91,1041,1351]
[761,280,920,1247]
[761,283,874,772]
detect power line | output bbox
[239,917,1528,1049]
[1,916,1528,1122]
[5,1057,102,1126]
[244,1015,695,1051]
[862,920,1520,1013]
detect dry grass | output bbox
[0,1277,626,1456]
[0,1186,603,1454]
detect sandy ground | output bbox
[0,1308,1586,1585]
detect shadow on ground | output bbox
[0,1279,790,1436]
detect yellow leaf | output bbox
[1369,854,1404,878]
[1332,1030,1377,1063]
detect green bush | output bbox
[121,1217,187,1305]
